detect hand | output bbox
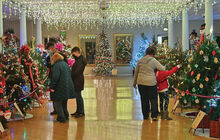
[177,65,181,68]
[133,83,137,89]
[50,89,55,92]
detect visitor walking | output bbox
[133,46,165,121]
[71,47,87,118]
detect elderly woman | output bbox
[133,46,165,121]
[50,53,75,123]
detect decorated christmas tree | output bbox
[93,30,114,75]
[179,37,219,108]
[130,33,149,68]
[116,37,132,64]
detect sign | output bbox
[172,100,179,113]
[0,122,4,132]
[14,102,24,118]
[189,111,206,135]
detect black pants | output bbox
[75,91,85,114]
[138,85,158,119]
[54,99,69,122]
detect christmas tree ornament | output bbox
[195,99,199,104]
[196,73,201,80]
[184,99,187,104]
[214,57,218,64]
[199,50,204,55]
[203,55,209,62]
[192,88,196,92]
[194,64,198,68]
[205,77,209,82]
[199,83,204,88]
[192,79,196,84]
[212,50,216,56]
[191,71,194,76]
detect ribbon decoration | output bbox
[172,86,220,99]
[0,76,48,106]
[37,44,45,57]
[25,62,37,89]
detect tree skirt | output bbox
[8,113,33,121]
[195,128,218,139]
[181,111,198,119]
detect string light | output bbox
[2,0,208,28]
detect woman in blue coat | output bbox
[50,53,75,123]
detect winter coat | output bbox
[156,66,179,92]
[50,54,75,101]
[71,55,87,92]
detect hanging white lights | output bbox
[2,0,209,28]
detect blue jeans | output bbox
[54,99,69,122]
[76,91,84,114]
[138,85,158,119]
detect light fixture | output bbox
[163,28,168,31]
[2,0,207,28]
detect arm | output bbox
[154,58,165,71]
[158,66,179,81]
[50,64,60,90]
[133,61,140,87]
[71,57,87,77]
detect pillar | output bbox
[20,7,27,48]
[0,0,3,53]
[36,19,42,45]
[205,0,213,39]
[168,17,174,48]
[182,9,189,51]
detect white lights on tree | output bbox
[2,0,207,28]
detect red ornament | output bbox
[215,74,217,80]
[186,89,189,95]
[191,71,194,76]
[212,50,216,56]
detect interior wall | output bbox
[3,18,220,75]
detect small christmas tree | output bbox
[116,37,132,64]
[130,33,149,68]
[93,30,114,75]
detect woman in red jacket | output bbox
[156,65,180,120]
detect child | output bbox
[156,65,180,120]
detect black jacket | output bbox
[71,55,87,92]
[50,60,75,101]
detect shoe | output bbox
[50,111,57,115]
[74,113,85,118]
[152,117,158,121]
[71,112,79,116]
[161,111,165,120]
[164,111,173,120]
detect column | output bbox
[20,7,27,48]
[0,0,3,53]
[36,19,42,45]
[168,17,174,48]
[205,0,213,38]
[182,9,189,51]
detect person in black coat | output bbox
[46,41,68,115]
[50,53,75,123]
[71,47,87,118]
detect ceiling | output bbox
[3,0,220,28]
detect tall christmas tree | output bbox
[130,33,149,68]
[93,30,114,75]
[179,38,220,108]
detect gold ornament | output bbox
[199,83,204,88]
[199,50,204,55]
[214,57,218,64]
[195,99,199,104]
[205,77,209,82]
[196,74,201,81]
[189,57,193,62]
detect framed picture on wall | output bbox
[79,34,97,65]
[114,34,133,65]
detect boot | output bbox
[161,111,166,120]
[164,111,172,120]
